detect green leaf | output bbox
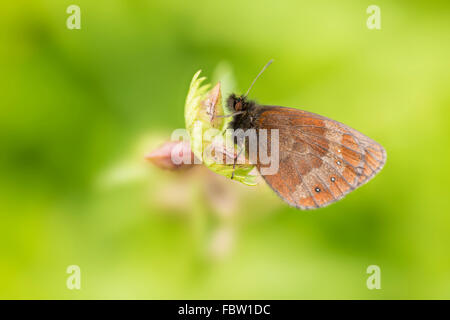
[184,70,256,186]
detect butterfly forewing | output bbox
[255,106,386,209]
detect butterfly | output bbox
[226,61,387,209]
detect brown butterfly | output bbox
[227,61,387,209]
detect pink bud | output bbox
[145,141,196,170]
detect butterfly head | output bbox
[227,94,250,112]
[226,93,258,131]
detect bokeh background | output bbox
[1,0,450,299]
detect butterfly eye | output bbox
[336,160,341,166]
[330,177,336,182]
[314,187,321,193]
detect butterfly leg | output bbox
[231,147,245,180]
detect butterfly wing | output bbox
[255,106,386,209]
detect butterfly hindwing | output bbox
[255,106,386,209]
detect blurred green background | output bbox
[1,0,450,299]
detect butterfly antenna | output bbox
[243,59,274,98]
